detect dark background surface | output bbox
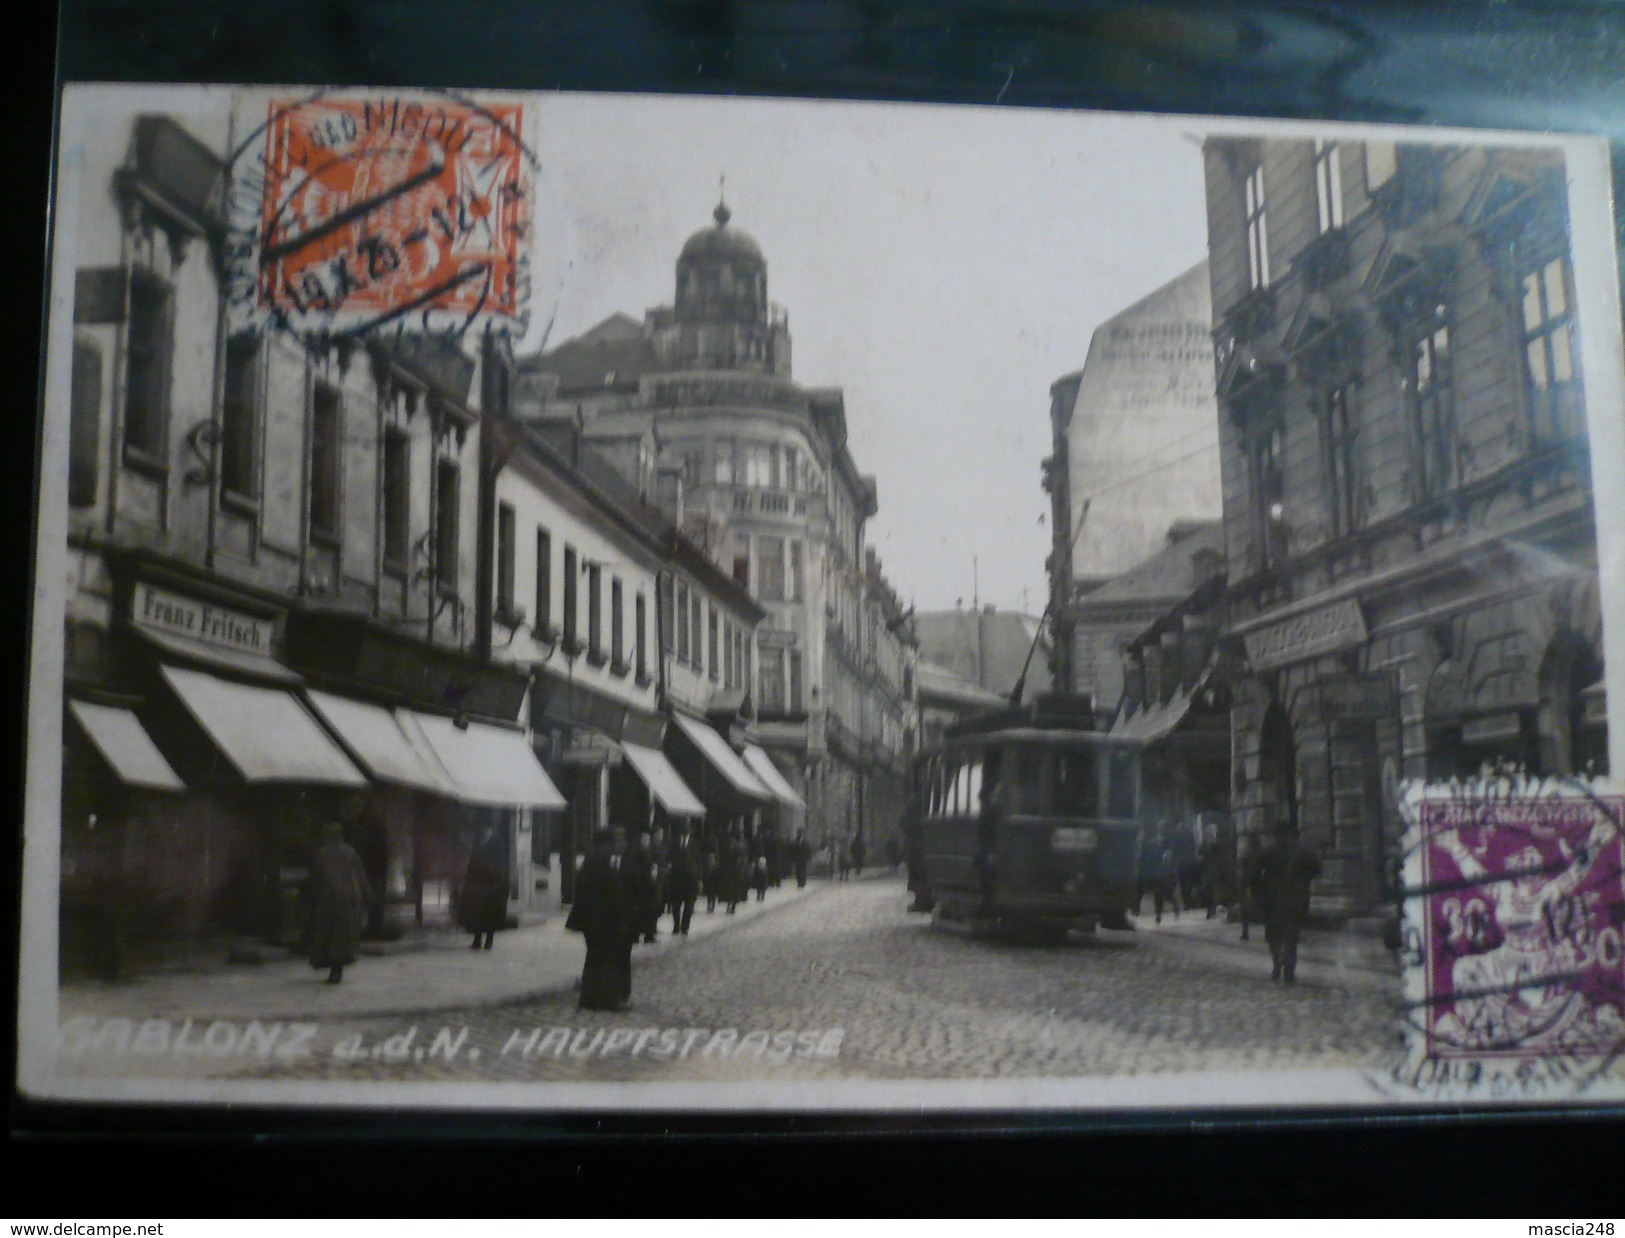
[7,0,1624,1216]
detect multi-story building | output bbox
[59,106,560,971]
[510,199,917,848]
[475,411,771,904]
[1061,521,1226,718]
[1044,263,1220,697]
[1204,135,1607,917]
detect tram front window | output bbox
[1053,748,1097,817]
[1010,747,1046,815]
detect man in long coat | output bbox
[458,822,509,950]
[566,829,636,1011]
[304,822,374,985]
[1253,824,1323,983]
[791,829,812,889]
[665,825,702,936]
[626,830,663,944]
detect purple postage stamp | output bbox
[1392,779,1625,1099]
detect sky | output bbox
[523,93,1211,616]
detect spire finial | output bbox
[714,174,730,227]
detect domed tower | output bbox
[652,195,792,375]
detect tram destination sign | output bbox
[1242,598,1368,673]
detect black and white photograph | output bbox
[19,82,1625,1112]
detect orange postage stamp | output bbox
[235,94,532,336]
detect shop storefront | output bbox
[282,610,557,931]
[1229,552,1608,919]
[62,560,373,970]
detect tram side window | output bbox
[1053,748,1097,817]
[1106,750,1138,820]
[964,760,984,813]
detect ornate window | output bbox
[1407,313,1457,499]
[1244,164,1271,291]
[220,333,261,505]
[1313,139,1344,234]
[1322,381,1362,536]
[1249,424,1286,569]
[433,459,459,592]
[496,502,516,612]
[123,270,174,466]
[310,383,343,545]
[534,527,553,633]
[1520,254,1581,445]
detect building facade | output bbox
[1045,263,1220,694]
[476,411,772,904]
[60,106,560,974]
[1205,135,1607,917]
[511,200,917,849]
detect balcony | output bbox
[730,487,810,520]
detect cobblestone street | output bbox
[57,876,1398,1087]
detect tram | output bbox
[909,694,1143,938]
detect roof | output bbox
[912,608,1051,701]
[680,202,765,265]
[917,659,1006,709]
[1073,520,1226,610]
[520,419,765,622]
[519,313,663,393]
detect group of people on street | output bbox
[1129,813,1323,984]
[567,823,815,1011]
[1133,817,1232,924]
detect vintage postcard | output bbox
[19,83,1625,1112]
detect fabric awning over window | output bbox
[668,713,773,801]
[159,665,366,786]
[621,743,707,818]
[1113,690,1194,743]
[304,690,456,794]
[68,701,185,791]
[741,744,804,809]
[397,710,567,809]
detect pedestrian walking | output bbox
[718,828,746,913]
[1195,818,1231,921]
[1174,818,1201,909]
[1254,824,1323,983]
[457,822,509,951]
[752,855,769,901]
[765,831,784,888]
[836,837,851,882]
[627,830,663,944]
[791,828,811,888]
[665,825,701,936]
[1238,834,1266,941]
[566,829,636,1011]
[303,822,374,985]
[701,832,719,914]
[1150,826,1181,924]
